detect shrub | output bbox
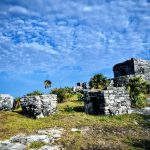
[64,105,74,112]
[26,91,43,96]
[13,97,22,109]
[51,87,73,103]
[27,141,46,149]
[132,93,147,108]
[77,93,84,101]
[89,74,109,90]
[127,77,148,108]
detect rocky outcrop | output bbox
[0,94,13,111]
[20,94,57,119]
[0,128,64,150]
[84,87,131,115]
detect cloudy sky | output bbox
[0,0,150,97]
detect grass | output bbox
[0,95,150,149]
[26,141,46,150]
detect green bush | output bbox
[132,93,147,108]
[13,97,22,109]
[64,105,74,112]
[127,77,148,108]
[27,141,46,149]
[51,87,73,103]
[77,93,84,101]
[89,74,109,90]
[26,91,43,96]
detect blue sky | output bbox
[0,0,150,97]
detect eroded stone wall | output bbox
[113,58,150,78]
[84,87,131,115]
[134,59,150,75]
[20,94,57,118]
[113,58,150,87]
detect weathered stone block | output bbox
[84,87,131,116]
[20,94,57,119]
[0,94,13,111]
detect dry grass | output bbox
[0,96,150,149]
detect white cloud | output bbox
[0,0,150,76]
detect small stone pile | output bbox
[84,87,131,115]
[20,94,57,119]
[0,94,13,111]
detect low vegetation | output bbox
[51,87,74,103]
[0,95,150,149]
[26,141,46,150]
[26,90,44,96]
[127,77,150,108]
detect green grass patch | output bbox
[26,141,46,150]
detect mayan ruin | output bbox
[84,58,150,116]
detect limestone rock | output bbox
[0,94,13,111]
[0,141,26,150]
[20,94,57,118]
[0,128,64,150]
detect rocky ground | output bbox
[0,127,90,150]
[0,128,64,150]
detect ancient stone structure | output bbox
[73,82,87,92]
[0,94,13,111]
[113,58,150,87]
[84,58,150,116]
[84,87,131,115]
[20,94,57,119]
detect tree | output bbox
[51,87,73,103]
[44,80,52,89]
[127,77,148,108]
[89,74,109,90]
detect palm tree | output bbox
[127,77,148,98]
[44,80,52,89]
[89,74,109,90]
[127,77,148,108]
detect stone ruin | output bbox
[84,58,150,116]
[20,94,57,119]
[113,58,150,87]
[73,82,87,92]
[84,87,131,115]
[0,94,13,111]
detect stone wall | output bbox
[113,58,150,78]
[20,94,57,119]
[84,87,131,115]
[134,59,150,75]
[113,58,135,77]
[113,74,150,87]
[0,94,13,111]
[113,58,150,87]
